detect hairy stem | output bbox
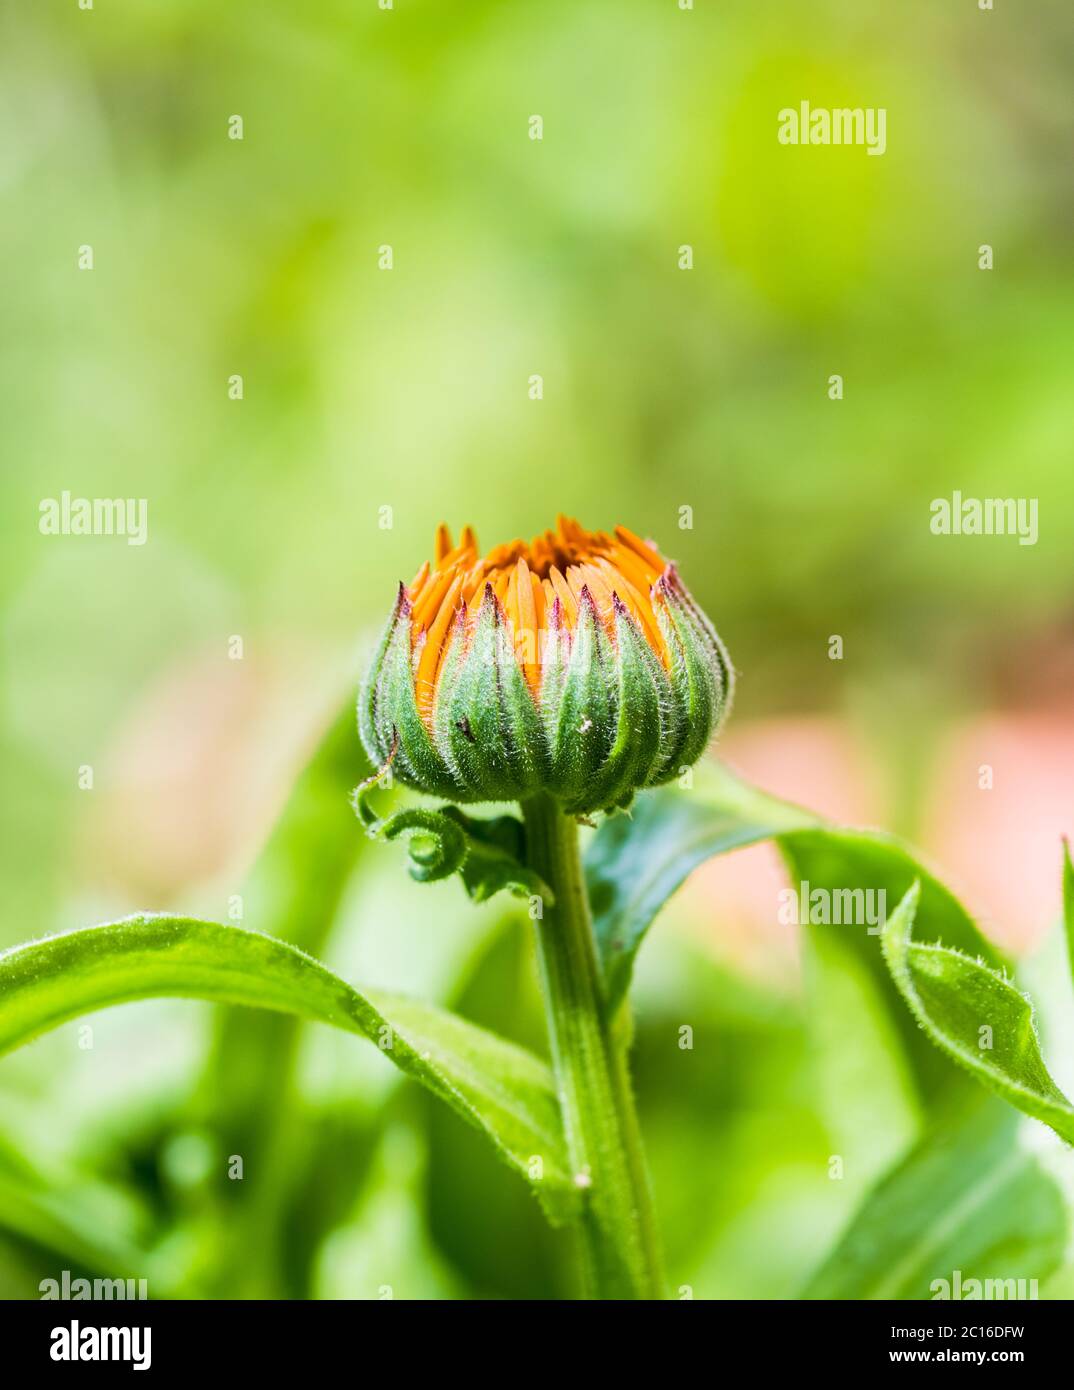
[521,791,664,1299]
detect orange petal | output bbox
[530,569,546,630]
[579,564,617,635]
[557,514,585,546]
[596,558,664,656]
[408,559,431,601]
[609,542,660,592]
[514,557,540,691]
[412,569,455,632]
[614,525,666,574]
[415,574,463,722]
[548,565,579,627]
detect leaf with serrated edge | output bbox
[881,883,1074,1145]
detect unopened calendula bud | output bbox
[359,516,732,814]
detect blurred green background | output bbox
[1,0,1073,1298]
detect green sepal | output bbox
[429,604,473,780]
[359,584,459,800]
[537,602,572,741]
[545,589,617,809]
[439,586,547,802]
[650,569,731,781]
[582,597,673,812]
[358,581,408,765]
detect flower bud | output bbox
[359,517,732,814]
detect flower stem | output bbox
[521,791,665,1299]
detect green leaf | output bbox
[586,762,817,1013]
[803,1102,1067,1299]
[881,883,1074,1144]
[781,827,1001,965]
[586,761,1003,1114]
[0,917,574,1219]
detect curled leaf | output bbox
[352,764,552,905]
[380,807,469,883]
